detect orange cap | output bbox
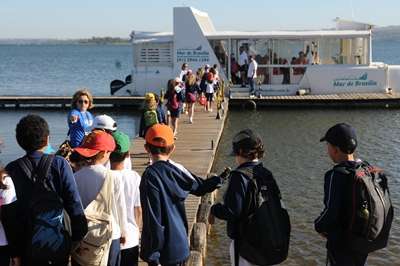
[145,124,174,147]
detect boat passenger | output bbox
[247,55,258,95]
[238,46,248,87]
[67,89,94,148]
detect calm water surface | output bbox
[1,40,400,265]
[207,109,400,265]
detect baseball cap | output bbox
[145,124,174,148]
[231,129,263,156]
[320,123,357,154]
[205,64,210,69]
[145,92,156,102]
[112,130,130,154]
[93,114,117,131]
[74,131,116,157]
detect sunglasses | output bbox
[78,99,89,104]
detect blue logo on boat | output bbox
[333,73,377,87]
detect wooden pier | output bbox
[0,96,144,108]
[129,103,228,266]
[3,92,400,110]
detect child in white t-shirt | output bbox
[0,168,19,266]
[110,131,141,266]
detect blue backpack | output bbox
[17,155,71,263]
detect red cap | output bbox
[145,124,174,148]
[74,131,116,157]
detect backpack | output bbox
[168,91,180,110]
[143,109,159,128]
[71,170,114,266]
[334,161,393,253]
[17,155,72,263]
[235,165,291,266]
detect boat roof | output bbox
[131,29,370,43]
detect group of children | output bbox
[0,111,394,266]
[0,85,394,266]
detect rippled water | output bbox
[0,109,140,165]
[207,109,400,265]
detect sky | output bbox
[0,0,399,39]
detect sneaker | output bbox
[189,117,193,124]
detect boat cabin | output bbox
[120,7,400,96]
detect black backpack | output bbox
[235,165,291,266]
[17,155,71,263]
[334,161,393,253]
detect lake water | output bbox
[1,40,400,265]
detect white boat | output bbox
[111,6,400,97]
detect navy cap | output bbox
[320,123,357,154]
[231,129,263,156]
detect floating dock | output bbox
[229,92,400,108]
[129,103,228,265]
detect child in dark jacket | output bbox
[139,124,225,266]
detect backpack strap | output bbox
[232,165,258,266]
[17,154,55,191]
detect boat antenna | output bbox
[350,0,355,19]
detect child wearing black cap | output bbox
[315,123,393,266]
[210,129,289,266]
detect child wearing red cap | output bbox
[139,124,226,266]
[72,131,128,266]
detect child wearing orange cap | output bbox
[139,124,226,266]
[72,131,128,266]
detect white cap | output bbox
[93,114,117,131]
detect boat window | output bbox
[319,37,368,65]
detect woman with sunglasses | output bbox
[68,89,94,148]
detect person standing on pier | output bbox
[210,129,290,266]
[68,89,94,148]
[139,124,226,266]
[316,123,393,266]
[5,115,88,266]
[110,131,142,266]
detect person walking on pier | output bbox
[166,79,184,138]
[68,89,94,148]
[185,74,199,123]
[139,124,226,266]
[316,123,393,266]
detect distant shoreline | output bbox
[0,37,130,45]
[2,25,400,45]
